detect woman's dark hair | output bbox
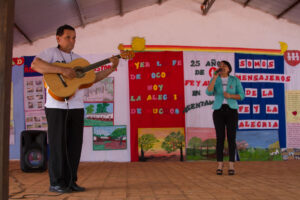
[56,24,75,36]
[221,60,232,74]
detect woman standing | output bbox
[206,61,245,175]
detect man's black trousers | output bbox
[45,107,84,187]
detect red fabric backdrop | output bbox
[129,51,185,161]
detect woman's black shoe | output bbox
[216,169,223,175]
[228,169,235,175]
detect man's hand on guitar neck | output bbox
[94,55,120,83]
[61,55,119,80]
[110,56,120,70]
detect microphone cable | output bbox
[64,97,74,191]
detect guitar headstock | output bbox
[118,44,135,60]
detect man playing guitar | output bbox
[31,24,119,193]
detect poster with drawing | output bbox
[25,110,47,130]
[236,130,282,161]
[84,102,114,126]
[138,127,185,162]
[23,76,45,111]
[23,76,47,130]
[83,77,114,102]
[93,125,127,150]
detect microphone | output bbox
[214,68,222,75]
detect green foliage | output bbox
[96,103,109,113]
[110,128,126,139]
[188,137,202,149]
[239,148,283,161]
[272,154,283,161]
[138,134,159,151]
[269,141,280,149]
[188,137,202,156]
[86,104,94,114]
[84,119,113,126]
[202,138,216,147]
[93,144,105,150]
[186,148,218,160]
[186,147,225,161]
[161,131,185,153]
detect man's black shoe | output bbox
[49,185,71,193]
[71,183,85,192]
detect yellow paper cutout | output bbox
[131,37,145,51]
[279,41,288,54]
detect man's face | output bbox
[56,29,76,52]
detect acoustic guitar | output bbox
[44,46,134,101]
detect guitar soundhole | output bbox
[74,67,85,78]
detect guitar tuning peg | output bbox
[118,43,125,51]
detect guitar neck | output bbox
[82,54,121,73]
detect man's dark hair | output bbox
[221,60,232,74]
[56,24,75,36]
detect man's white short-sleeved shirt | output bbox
[37,47,85,109]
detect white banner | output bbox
[183,52,235,128]
[285,60,300,148]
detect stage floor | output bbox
[9,160,300,200]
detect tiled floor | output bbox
[9,160,300,200]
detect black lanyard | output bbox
[57,47,72,63]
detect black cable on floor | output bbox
[9,170,64,199]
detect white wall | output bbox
[13,0,300,57]
[79,54,131,162]
[12,0,300,161]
